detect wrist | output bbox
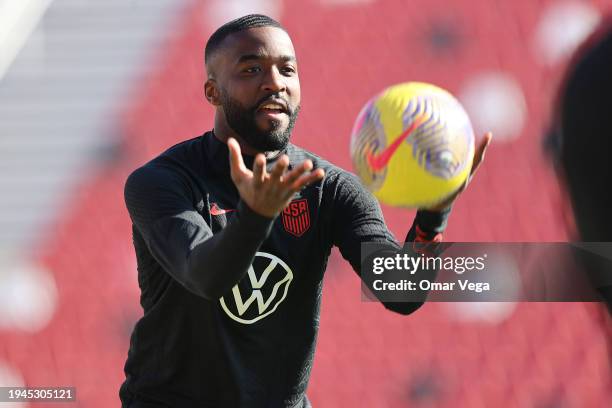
[237,200,277,232]
[415,206,452,235]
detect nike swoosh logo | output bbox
[210,203,235,216]
[366,116,425,172]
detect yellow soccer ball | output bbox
[350,82,475,208]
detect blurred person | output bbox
[546,20,612,315]
[545,19,612,389]
[120,14,490,408]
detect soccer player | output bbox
[120,14,490,408]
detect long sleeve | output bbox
[328,170,450,315]
[124,164,275,300]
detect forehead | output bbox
[219,26,296,63]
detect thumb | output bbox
[470,132,492,176]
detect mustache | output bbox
[253,94,293,114]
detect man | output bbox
[120,14,490,408]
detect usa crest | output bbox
[282,198,310,237]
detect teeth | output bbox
[262,103,284,110]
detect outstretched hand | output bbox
[424,132,493,212]
[228,138,326,218]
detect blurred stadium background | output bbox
[0,0,611,406]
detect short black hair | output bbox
[205,14,285,65]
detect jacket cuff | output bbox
[415,206,452,235]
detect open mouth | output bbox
[257,100,288,116]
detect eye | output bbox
[243,66,261,74]
[281,66,297,76]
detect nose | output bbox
[261,66,286,93]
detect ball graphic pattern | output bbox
[350,82,475,207]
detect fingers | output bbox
[228,138,248,181]
[253,154,266,185]
[283,159,313,186]
[280,160,325,192]
[288,168,325,191]
[270,154,290,180]
[423,132,491,212]
[470,132,492,176]
[477,132,493,161]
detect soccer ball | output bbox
[350,82,475,208]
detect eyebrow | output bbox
[236,54,296,64]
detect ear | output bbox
[204,79,222,106]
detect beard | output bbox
[220,90,300,152]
